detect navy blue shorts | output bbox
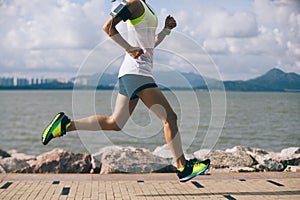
[118,75,158,100]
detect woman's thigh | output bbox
[136,87,176,121]
[112,93,139,128]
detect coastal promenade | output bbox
[0,172,299,200]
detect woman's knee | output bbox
[163,111,179,134]
[106,117,122,131]
[165,111,178,125]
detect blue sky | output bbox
[0,0,299,80]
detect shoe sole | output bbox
[179,162,210,183]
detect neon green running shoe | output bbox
[177,158,210,182]
[42,112,71,145]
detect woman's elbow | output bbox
[103,24,117,37]
[102,23,111,36]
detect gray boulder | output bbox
[252,160,284,171]
[94,146,176,174]
[225,146,296,171]
[21,148,92,173]
[246,149,284,171]
[90,156,101,174]
[152,144,173,158]
[193,149,212,160]
[210,166,256,173]
[278,147,300,166]
[8,150,36,161]
[284,165,300,172]
[0,157,29,173]
[194,149,254,168]
[152,144,194,161]
[280,147,300,156]
[0,165,5,173]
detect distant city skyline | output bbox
[0,76,69,87]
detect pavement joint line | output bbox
[52,181,60,185]
[191,181,204,188]
[61,187,70,195]
[267,179,285,187]
[0,182,13,189]
[224,194,237,200]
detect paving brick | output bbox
[0,173,299,199]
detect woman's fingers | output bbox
[128,47,144,59]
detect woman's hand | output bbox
[164,15,177,30]
[127,47,144,59]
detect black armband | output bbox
[110,0,131,22]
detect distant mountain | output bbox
[153,71,219,89]
[71,68,300,92]
[223,68,300,91]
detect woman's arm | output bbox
[155,15,177,47]
[102,0,144,59]
[102,16,131,50]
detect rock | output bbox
[250,152,285,171]
[0,149,10,158]
[225,146,253,154]
[253,161,284,172]
[280,147,300,156]
[278,147,300,166]
[23,148,92,173]
[90,156,101,174]
[194,146,291,172]
[231,166,256,172]
[0,157,29,173]
[93,146,122,158]
[152,144,173,158]
[245,147,300,171]
[1,146,299,174]
[96,146,176,174]
[284,165,300,172]
[209,166,256,173]
[193,149,211,160]
[195,149,254,168]
[152,144,194,161]
[0,165,5,173]
[247,147,269,155]
[7,150,36,161]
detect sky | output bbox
[0,0,299,80]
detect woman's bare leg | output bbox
[67,94,139,132]
[137,87,186,169]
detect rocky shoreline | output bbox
[0,146,299,174]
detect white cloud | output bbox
[175,6,258,39]
[201,9,258,38]
[203,39,229,54]
[171,0,300,79]
[0,0,106,77]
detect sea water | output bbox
[0,90,299,155]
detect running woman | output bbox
[42,0,210,182]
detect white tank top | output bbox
[118,0,158,78]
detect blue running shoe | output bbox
[42,112,71,145]
[177,159,210,182]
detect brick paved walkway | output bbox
[0,172,299,200]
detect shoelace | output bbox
[191,158,204,167]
